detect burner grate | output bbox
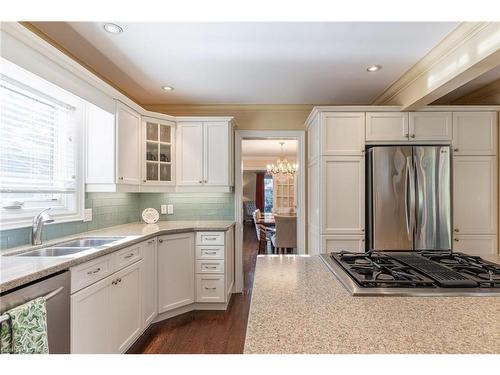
[391,254,478,287]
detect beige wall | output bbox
[143,104,312,130]
[243,171,257,202]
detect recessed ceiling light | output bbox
[161,85,174,91]
[366,65,382,72]
[103,23,123,34]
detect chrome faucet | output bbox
[32,208,55,245]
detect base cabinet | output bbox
[157,233,195,313]
[141,238,157,327]
[452,235,498,256]
[321,235,365,254]
[71,260,142,354]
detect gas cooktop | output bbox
[320,250,500,296]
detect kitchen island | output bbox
[244,255,500,354]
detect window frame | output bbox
[0,58,85,230]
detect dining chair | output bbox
[271,215,297,254]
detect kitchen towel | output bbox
[0,297,49,354]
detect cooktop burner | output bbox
[320,250,500,296]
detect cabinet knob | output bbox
[361,149,365,154]
[453,148,459,152]
[143,180,147,183]
[204,180,207,183]
[361,228,365,232]
[454,228,459,233]
[118,176,124,180]
[454,238,459,242]
[158,238,163,243]
[410,134,416,138]
[199,180,202,184]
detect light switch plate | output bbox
[160,204,167,214]
[167,204,174,214]
[83,208,92,222]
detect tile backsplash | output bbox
[0,192,234,250]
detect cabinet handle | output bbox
[205,266,218,269]
[454,238,459,242]
[124,253,135,259]
[118,177,124,180]
[87,267,101,275]
[204,237,218,241]
[158,239,163,243]
[453,228,459,233]
[147,240,155,244]
[118,278,122,283]
[453,148,459,152]
[204,287,217,290]
[410,134,416,138]
[204,251,217,254]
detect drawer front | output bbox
[196,232,225,246]
[196,275,225,303]
[196,260,224,274]
[71,255,112,293]
[195,245,225,260]
[113,245,142,271]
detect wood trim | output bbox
[371,22,500,110]
[451,78,500,105]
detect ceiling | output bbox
[433,65,500,104]
[30,22,458,105]
[242,139,297,158]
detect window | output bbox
[264,173,273,213]
[0,58,84,228]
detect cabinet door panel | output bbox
[321,157,364,234]
[141,239,157,327]
[158,233,195,312]
[321,112,365,155]
[204,122,229,185]
[366,112,408,141]
[109,261,142,353]
[452,112,497,155]
[116,102,141,185]
[453,156,497,234]
[176,122,204,185]
[321,235,365,254]
[452,235,497,256]
[409,112,452,141]
[71,277,111,354]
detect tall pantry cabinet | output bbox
[306,108,498,256]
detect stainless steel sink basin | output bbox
[54,237,125,248]
[18,247,92,257]
[16,237,126,257]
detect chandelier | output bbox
[266,142,298,177]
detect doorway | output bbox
[233,131,306,293]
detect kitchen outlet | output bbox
[167,204,174,214]
[160,204,167,214]
[83,208,92,222]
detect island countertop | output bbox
[244,255,500,354]
[0,220,235,294]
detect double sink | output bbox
[17,237,127,257]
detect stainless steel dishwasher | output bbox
[0,271,70,353]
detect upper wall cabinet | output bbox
[116,102,142,186]
[321,112,365,156]
[365,112,409,141]
[86,100,142,192]
[142,117,175,186]
[409,112,452,141]
[176,119,234,189]
[452,112,497,155]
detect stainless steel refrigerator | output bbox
[367,145,451,251]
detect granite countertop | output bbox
[244,255,500,354]
[0,220,235,294]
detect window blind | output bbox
[0,74,78,193]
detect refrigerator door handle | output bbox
[404,157,411,240]
[408,156,416,240]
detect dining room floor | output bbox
[127,224,259,354]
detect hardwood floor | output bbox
[127,224,259,354]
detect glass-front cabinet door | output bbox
[142,117,175,185]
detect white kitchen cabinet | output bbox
[321,156,364,234]
[409,112,452,141]
[365,112,409,141]
[176,119,233,188]
[452,112,497,155]
[109,261,142,353]
[321,235,365,254]
[157,232,195,313]
[321,112,365,155]
[116,101,142,185]
[176,122,204,185]
[452,234,498,256]
[141,238,157,327]
[142,116,175,186]
[71,275,111,353]
[71,260,142,354]
[453,156,497,234]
